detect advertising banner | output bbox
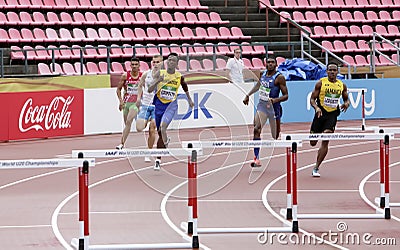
[0,93,9,141]
[7,90,84,140]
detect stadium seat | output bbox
[98,61,109,74]
[329,11,343,23]
[169,43,184,56]
[231,27,251,39]
[357,40,370,51]
[146,27,161,41]
[111,61,124,73]
[85,28,99,42]
[148,11,162,24]
[49,62,64,74]
[361,25,374,36]
[344,0,358,7]
[161,12,174,24]
[84,12,98,25]
[343,55,356,66]
[216,58,227,70]
[63,62,78,75]
[74,62,89,75]
[340,11,353,22]
[355,55,369,66]
[276,56,286,66]
[8,28,23,43]
[251,58,264,70]
[134,27,147,41]
[110,44,124,58]
[202,58,215,71]
[122,12,136,25]
[349,25,363,37]
[170,27,189,40]
[110,12,125,25]
[122,27,136,41]
[333,40,347,53]
[71,28,87,42]
[35,45,51,60]
[190,59,203,71]
[58,45,74,59]
[344,40,359,52]
[21,28,42,43]
[206,27,219,40]
[209,12,229,24]
[22,45,37,60]
[181,27,196,40]
[38,63,54,75]
[111,27,128,42]
[158,27,173,40]
[242,57,253,69]
[338,26,351,37]
[19,11,34,26]
[33,12,47,25]
[86,62,101,74]
[140,61,149,71]
[135,12,147,25]
[366,11,379,22]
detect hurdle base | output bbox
[187,221,193,235]
[180,222,291,234]
[292,221,299,233]
[192,236,199,249]
[380,197,385,208]
[286,208,292,220]
[296,213,385,219]
[375,197,400,207]
[385,208,391,219]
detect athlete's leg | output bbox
[121,105,138,145]
[148,119,156,149]
[253,110,268,160]
[316,129,333,169]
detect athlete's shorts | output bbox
[154,99,178,130]
[310,108,340,133]
[137,105,155,121]
[257,100,282,120]
[123,102,138,116]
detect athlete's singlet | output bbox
[123,71,142,103]
[317,77,344,112]
[155,70,182,104]
[141,69,156,106]
[259,71,281,101]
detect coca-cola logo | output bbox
[18,96,74,132]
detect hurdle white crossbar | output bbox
[180,222,291,234]
[0,158,95,169]
[281,133,394,141]
[182,140,302,148]
[375,197,400,208]
[374,127,400,134]
[71,148,202,158]
[70,239,192,250]
[280,209,384,219]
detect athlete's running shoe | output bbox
[250,157,262,167]
[116,144,124,150]
[312,168,321,177]
[154,159,161,171]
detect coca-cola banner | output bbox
[8,90,84,140]
[0,94,9,141]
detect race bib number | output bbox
[259,85,271,101]
[127,84,138,95]
[160,86,177,100]
[324,94,340,108]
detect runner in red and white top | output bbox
[116,57,143,149]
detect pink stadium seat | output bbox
[367,55,379,66]
[391,53,399,64]
[70,28,85,42]
[19,12,33,26]
[97,45,108,58]
[312,26,326,38]
[181,43,195,55]
[42,0,56,8]
[340,11,353,22]
[85,28,99,42]
[361,25,374,36]
[321,0,334,7]
[219,27,233,39]
[110,12,125,25]
[98,61,108,74]
[10,46,24,62]
[344,0,358,7]
[388,25,400,36]
[304,11,318,24]
[110,44,124,58]
[74,62,89,75]
[378,10,393,22]
[381,0,395,6]
[111,62,124,74]
[66,0,80,9]
[329,11,342,23]
[49,62,64,75]
[205,27,219,40]
[378,55,392,66]
[7,11,21,25]
[174,12,187,24]
[153,0,166,8]
[122,44,134,57]
[185,12,198,24]
[8,28,23,43]
[63,62,78,75]
[333,40,347,52]
[115,0,129,9]
[321,40,334,53]
[216,58,227,70]
[73,12,86,24]
[140,61,149,71]
[375,25,389,36]
[298,0,313,7]
[161,12,174,24]
[292,11,305,23]
[353,11,366,21]
[325,26,339,37]
[58,45,73,60]
[91,0,105,8]
[209,12,228,24]
[46,12,60,25]
[202,59,214,71]
[98,28,113,42]
[148,11,162,24]
[86,62,101,74]
[158,27,172,40]
[338,26,351,37]
[366,11,379,22]
[134,12,147,25]
[169,43,184,56]
[60,12,75,25]
[22,45,37,60]
[276,56,286,66]
[55,0,68,9]
[84,45,100,59]
[32,12,47,25]
[229,42,240,53]
[317,11,330,23]
[21,28,42,43]
[181,27,196,40]
[242,58,253,69]
[232,27,251,39]
[146,27,161,41]
[197,12,211,24]
[146,43,160,56]
[343,55,355,66]
[344,40,359,52]
[122,12,136,25]
[332,0,346,7]
[355,55,369,66]
[253,44,267,54]
[31,0,45,8]
[170,27,189,40]
[251,58,265,70]
[177,59,188,71]
[35,45,51,60]
[122,27,136,40]
[96,12,110,25]
[357,0,369,6]
[205,43,215,54]
[357,40,370,51]
[241,42,256,55]
[158,43,170,56]
[193,42,211,56]
[309,0,323,7]
[193,27,208,40]
[138,0,152,9]
[190,59,203,71]
[134,27,147,40]
[186,0,207,9]
[349,25,363,37]
[217,42,230,54]
[78,0,92,8]
[103,0,118,9]
[38,63,54,75]
[279,11,291,26]
[46,45,62,60]
[111,27,128,42]
[84,12,98,25]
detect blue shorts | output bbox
[137,105,155,121]
[154,99,178,130]
[257,100,282,120]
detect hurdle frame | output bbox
[180,140,302,234]
[70,148,202,250]
[280,132,393,221]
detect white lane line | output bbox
[0,224,51,229]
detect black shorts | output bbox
[310,108,340,133]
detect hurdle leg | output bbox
[384,135,390,219]
[286,146,292,220]
[77,153,85,250]
[361,89,365,131]
[191,150,199,248]
[82,161,90,250]
[379,137,385,208]
[291,142,299,233]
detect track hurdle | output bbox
[70,148,202,250]
[374,127,400,208]
[180,140,302,234]
[280,132,393,221]
[0,158,95,250]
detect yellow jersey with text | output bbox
[318,77,344,112]
[156,70,182,104]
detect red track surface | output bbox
[0,119,399,249]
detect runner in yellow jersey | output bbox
[309,62,350,177]
[148,53,194,170]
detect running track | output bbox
[0,118,399,249]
